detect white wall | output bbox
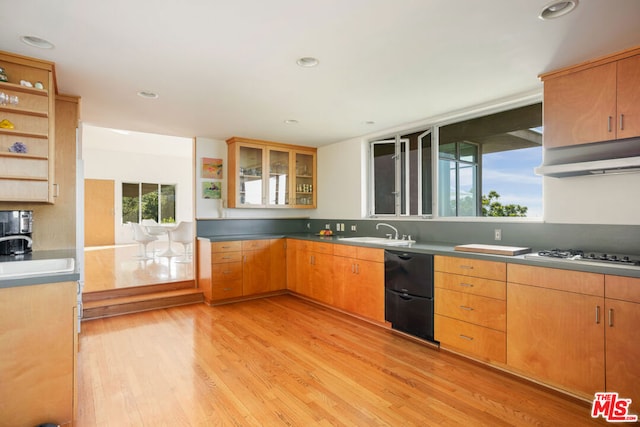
[544,174,640,225]
[83,125,194,244]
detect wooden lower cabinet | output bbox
[292,241,334,304]
[507,264,605,399]
[434,256,506,363]
[333,244,384,323]
[201,239,285,303]
[605,275,640,407]
[0,281,77,427]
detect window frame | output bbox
[367,93,543,220]
[122,182,177,224]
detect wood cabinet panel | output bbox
[0,281,76,427]
[212,251,242,263]
[212,262,243,282]
[269,238,286,291]
[242,246,270,295]
[334,255,384,323]
[434,271,505,300]
[212,241,242,252]
[211,280,243,300]
[605,298,640,405]
[507,263,604,296]
[543,62,617,147]
[606,275,640,303]
[434,315,505,363]
[435,288,505,331]
[617,54,640,140]
[507,282,605,398]
[435,255,506,281]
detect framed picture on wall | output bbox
[202,181,221,199]
[201,157,223,179]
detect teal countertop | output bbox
[199,233,640,279]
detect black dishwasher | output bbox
[384,250,435,342]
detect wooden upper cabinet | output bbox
[541,47,640,148]
[0,50,56,202]
[617,54,640,140]
[226,137,317,209]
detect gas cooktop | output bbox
[523,249,640,270]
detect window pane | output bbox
[160,185,176,223]
[141,183,159,221]
[458,163,477,216]
[372,142,396,215]
[459,142,477,163]
[439,103,542,217]
[122,183,139,223]
[421,132,432,215]
[438,159,456,216]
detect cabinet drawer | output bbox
[212,280,243,300]
[435,288,505,331]
[508,264,603,297]
[333,244,383,262]
[212,251,242,264]
[435,314,506,363]
[434,272,505,300]
[435,255,506,281]
[212,262,242,282]
[606,275,640,303]
[298,240,333,254]
[211,241,242,253]
[242,239,269,251]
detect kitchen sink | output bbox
[0,258,75,279]
[337,236,415,247]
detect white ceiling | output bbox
[2,0,640,147]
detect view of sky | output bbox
[482,147,543,217]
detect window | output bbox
[122,183,176,224]
[369,102,542,218]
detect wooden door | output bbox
[242,241,270,296]
[605,298,640,405]
[308,252,333,305]
[269,239,286,291]
[507,283,605,398]
[543,62,617,147]
[84,179,114,247]
[617,54,640,140]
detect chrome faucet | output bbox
[376,223,399,240]
[0,235,33,248]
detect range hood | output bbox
[535,138,640,177]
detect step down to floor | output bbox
[83,288,204,320]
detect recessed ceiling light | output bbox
[284,119,299,125]
[539,0,578,20]
[364,121,376,125]
[20,35,54,49]
[137,90,159,99]
[296,57,319,68]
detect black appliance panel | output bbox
[384,250,433,298]
[385,291,434,341]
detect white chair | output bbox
[170,221,193,263]
[130,222,158,260]
[141,219,165,255]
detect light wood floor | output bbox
[77,295,606,426]
[84,243,194,293]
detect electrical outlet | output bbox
[336,222,341,231]
[325,224,330,230]
[306,222,310,229]
[494,229,502,241]
[351,224,357,232]
[339,223,345,231]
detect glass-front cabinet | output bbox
[227,137,316,209]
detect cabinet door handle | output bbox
[620,114,624,131]
[355,263,360,274]
[595,305,601,324]
[608,308,614,327]
[459,283,474,288]
[222,256,231,259]
[608,116,612,132]
[459,265,474,270]
[459,305,474,311]
[459,334,474,341]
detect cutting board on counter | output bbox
[454,244,531,256]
